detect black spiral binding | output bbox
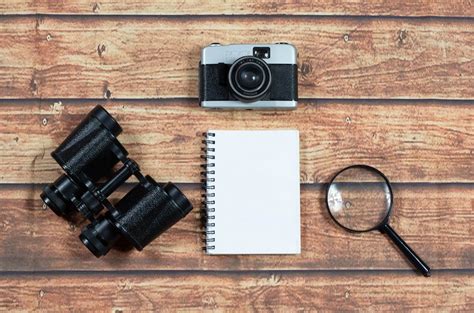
[201,132,216,252]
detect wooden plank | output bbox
[0,101,472,184]
[0,0,472,17]
[0,17,36,99]
[0,271,472,311]
[0,183,472,271]
[0,17,473,99]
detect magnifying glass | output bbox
[326,165,431,277]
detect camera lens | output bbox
[237,64,264,90]
[229,56,272,102]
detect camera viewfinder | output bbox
[253,47,270,59]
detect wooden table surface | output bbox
[0,1,473,311]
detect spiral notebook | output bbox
[202,130,300,254]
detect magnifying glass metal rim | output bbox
[325,164,394,233]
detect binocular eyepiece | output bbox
[41,105,193,257]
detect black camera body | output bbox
[200,43,298,109]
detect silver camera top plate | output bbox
[201,43,297,65]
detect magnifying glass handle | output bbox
[380,224,431,277]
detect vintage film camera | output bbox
[200,43,298,109]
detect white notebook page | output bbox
[207,130,300,254]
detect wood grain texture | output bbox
[0,0,473,17]
[0,3,473,311]
[0,183,472,271]
[0,100,472,184]
[0,17,473,99]
[0,18,36,99]
[0,271,472,311]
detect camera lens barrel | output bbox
[237,63,265,90]
[228,56,272,102]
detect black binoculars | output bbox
[41,105,193,257]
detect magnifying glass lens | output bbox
[327,167,392,231]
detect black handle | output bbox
[380,223,431,277]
